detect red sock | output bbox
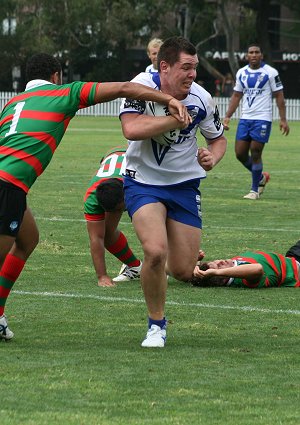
[107,232,140,267]
[0,254,25,316]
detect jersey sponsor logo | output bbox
[260,124,267,137]
[196,194,202,219]
[9,221,18,231]
[275,74,282,87]
[125,169,136,179]
[123,99,146,113]
[213,106,222,131]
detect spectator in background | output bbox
[214,79,222,97]
[145,38,163,74]
[84,147,142,287]
[222,72,234,97]
[223,43,289,200]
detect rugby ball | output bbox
[146,101,180,146]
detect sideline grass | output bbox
[1,116,300,425]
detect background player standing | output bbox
[223,43,289,200]
[145,38,163,74]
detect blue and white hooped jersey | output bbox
[234,62,283,121]
[119,73,224,186]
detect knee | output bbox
[16,229,39,259]
[143,245,167,271]
[172,269,193,282]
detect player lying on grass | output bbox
[84,147,142,287]
[191,241,300,288]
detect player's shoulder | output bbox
[261,63,279,76]
[131,72,157,88]
[190,82,213,103]
[145,64,155,73]
[237,64,249,74]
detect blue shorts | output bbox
[124,177,202,229]
[236,119,272,143]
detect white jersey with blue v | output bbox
[119,72,224,186]
[234,62,283,121]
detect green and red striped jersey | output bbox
[0,79,100,192]
[84,147,126,221]
[231,251,300,288]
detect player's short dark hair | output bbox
[96,178,124,212]
[26,53,62,82]
[157,36,196,71]
[189,263,226,287]
[247,43,262,53]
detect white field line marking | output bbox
[35,216,297,233]
[68,128,121,132]
[12,290,300,315]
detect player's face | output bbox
[164,52,198,99]
[148,46,160,69]
[246,46,263,69]
[206,259,235,269]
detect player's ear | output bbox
[159,61,168,73]
[51,71,62,85]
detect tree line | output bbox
[0,0,299,91]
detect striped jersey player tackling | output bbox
[120,36,227,348]
[0,52,189,340]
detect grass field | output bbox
[1,116,300,425]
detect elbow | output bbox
[122,125,136,140]
[256,264,264,278]
[119,81,134,98]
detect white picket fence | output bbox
[1,91,300,120]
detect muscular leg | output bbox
[235,139,252,170]
[235,139,265,193]
[166,219,201,282]
[0,208,39,316]
[105,211,141,268]
[11,207,39,260]
[132,202,168,321]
